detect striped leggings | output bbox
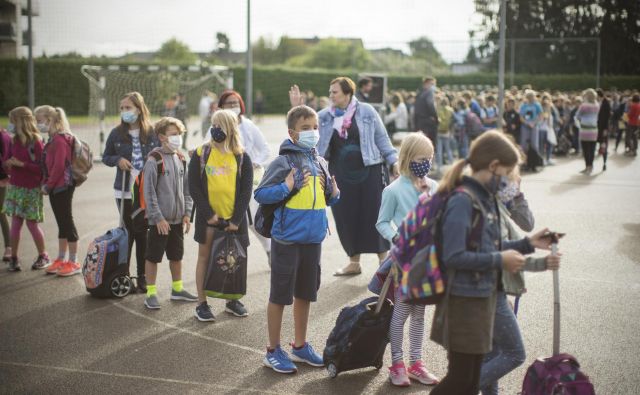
[389,300,426,364]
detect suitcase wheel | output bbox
[110,274,132,298]
[327,362,338,378]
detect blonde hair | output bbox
[154,117,186,136]
[582,88,597,104]
[398,133,434,177]
[9,106,41,145]
[120,92,154,141]
[438,130,521,194]
[211,109,244,155]
[33,105,70,134]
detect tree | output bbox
[155,38,197,63]
[408,36,448,69]
[471,0,640,74]
[252,36,279,65]
[216,32,231,54]
[287,38,370,70]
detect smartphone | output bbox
[541,231,566,241]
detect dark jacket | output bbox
[413,88,438,135]
[598,97,611,142]
[102,126,160,192]
[440,176,534,298]
[188,146,253,245]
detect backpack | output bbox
[390,186,485,305]
[66,133,93,186]
[522,354,595,395]
[131,149,186,224]
[254,154,331,238]
[465,111,485,139]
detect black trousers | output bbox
[430,351,484,395]
[116,198,147,277]
[49,186,78,242]
[581,141,597,167]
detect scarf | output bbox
[330,97,358,139]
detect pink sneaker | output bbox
[408,360,439,385]
[388,361,410,387]
[57,261,81,277]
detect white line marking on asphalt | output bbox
[110,300,264,356]
[0,360,284,394]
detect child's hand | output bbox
[530,228,553,250]
[330,176,340,198]
[156,219,170,235]
[182,216,191,234]
[289,85,303,108]
[207,214,219,225]
[545,252,561,271]
[501,249,525,273]
[118,158,133,171]
[225,222,239,232]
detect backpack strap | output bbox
[148,150,164,175]
[199,144,212,177]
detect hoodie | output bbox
[42,132,74,193]
[254,139,339,244]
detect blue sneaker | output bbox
[290,342,324,367]
[263,346,297,374]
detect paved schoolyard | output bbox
[0,115,639,394]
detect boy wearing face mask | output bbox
[142,117,196,310]
[255,105,340,374]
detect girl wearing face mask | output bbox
[216,91,272,265]
[189,109,253,321]
[430,130,554,395]
[0,123,12,263]
[375,133,440,387]
[34,105,81,277]
[2,107,48,272]
[102,92,159,292]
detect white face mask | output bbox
[229,107,241,116]
[166,135,182,151]
[37,123,49,134]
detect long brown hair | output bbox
[438,130,520,193]
[120,91,153,142]
[9,106,41,145]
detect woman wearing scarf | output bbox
[290,77,398,275]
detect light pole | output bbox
[27,0,34,109]
[245,0,253,116]
[497,0,507,128]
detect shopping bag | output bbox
[204,230,247,300]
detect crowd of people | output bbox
[2,74,637,394]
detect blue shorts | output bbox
[269,240,321,305]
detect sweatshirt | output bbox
[9,137,44,189]
[42,132,74,193]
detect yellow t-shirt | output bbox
[198,146,237,219]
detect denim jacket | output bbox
[317,100,398,167]
[102,126,160,192]
[441,176,534,298]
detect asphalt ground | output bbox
[1,115,639,394]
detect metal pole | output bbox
[245,0,253,117]
[98,74,106,155]
[509,39,515,88]
[27,0,34,109]
[497,0,507,128]
[596,38,601,89]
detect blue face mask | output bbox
[296,129,319,149]
[409,159,432,178]
[487,173,510,195]
[121,111,138,124]
[7,123,15,134]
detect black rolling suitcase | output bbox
[527,143,544,171]
[81,174,133,298]
[323,276,393,378]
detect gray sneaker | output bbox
[225,299,248,317]
[171,289,198,302]
[144,295,161,310]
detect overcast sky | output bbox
[27,0,478,62]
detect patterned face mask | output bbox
[498,180,519,203]
[409,159,432,178]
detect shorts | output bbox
[269,240,321,305]
[145,223,184,263]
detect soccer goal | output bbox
[81,64,233,156]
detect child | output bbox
[189,109,253,321]
[35,105,80,277]
[503,97,521,143]
[142,117,196,309]
[453,99,470,159]
[430,130,553,395]
[375,133,439,387]
[255,105,340,374]
[435,97,454,172]
[2,107,48,271]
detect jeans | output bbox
[436,135,454,168]
[479,292,526,395]
[520,124,539,153]
[581,141,597,167]
[457,133,470,160]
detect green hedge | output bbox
[1,59,639,116]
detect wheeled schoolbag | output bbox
[522,354,595,395]
[131,149,186,224]
[390,186,484,305]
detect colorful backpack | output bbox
[66,133,93,186]
[389,186,485,305]
[131,149,186,224]
[522,353,596,395]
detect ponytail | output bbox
[437,158,467,194]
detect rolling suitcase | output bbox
[521,243,596,394]
[82,174,133,298]
[526,144,544,171]
[324,276,393,378]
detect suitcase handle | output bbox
[552,243,560,355]
[374,274,392,315]
[119,171,127,228]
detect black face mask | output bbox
[210,126,227,143]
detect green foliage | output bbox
[408,36,448,69]
[155,38,197,63]
[216,32,231,53]
[286,38,370,70]
[368,50,449,75]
